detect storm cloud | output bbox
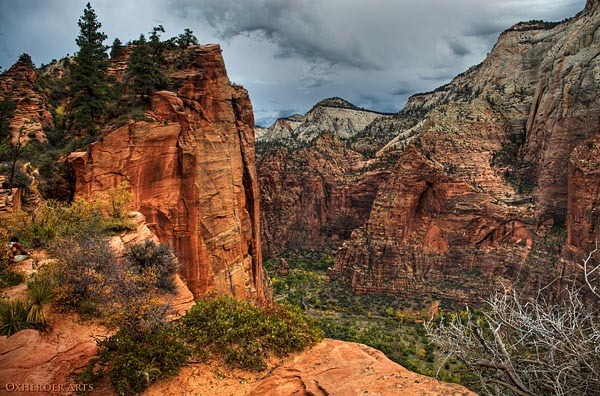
[0,0,586,125]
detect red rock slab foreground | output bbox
[249,339,475,396]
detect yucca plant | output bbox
[0,299,32,336]
[26,275,55,327]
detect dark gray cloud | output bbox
[0,0,587,126]
[170,0,381,70]
[446,38,472,57]
[391,87,415,96]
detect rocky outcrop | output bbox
[144,339,474,396]
[0,318,105,396]
[0,61,53,142]
[256,97,389,146]
[330,3,600,300]
[257,96,412,256]
[250,339,474,396]
[0,212,192,396]
[69,45,265,300]
[0,176,21,211]
[255,114,302,142]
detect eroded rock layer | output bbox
[259,133,391,255]
[0,61,53,142]
[70,45,264,300]
[330,3,600,300]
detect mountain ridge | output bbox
[258,1,600,302]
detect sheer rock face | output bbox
[0,61,53,142]
[521,4,600,224]
[567,136,600,253]
[70,45,265,300]
[258,133,390,256]
[331,4,600,300]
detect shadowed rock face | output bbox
[70,45,265,300]
[567,136,600,254]
[327,4,600,301]
[258,132,390,256]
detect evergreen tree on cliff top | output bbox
[70,2,109,135]
[127,30,166,102]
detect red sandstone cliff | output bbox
[567,135,600,254]
[324,3,600,300]
[69,45,265,300]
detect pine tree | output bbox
[127,33,165,102]
[17,53,34,68]
[110,37,124,59]
[70,2,109,135]
[176,28,199,48]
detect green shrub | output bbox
[181,295,323,371]
[103,181,133,220]
[0,262,25,288]
[0,299,32,336]
[50,236,117,312]
[124,240,178,292]
[95,323,190,395]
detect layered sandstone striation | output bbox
[257,97,405,255]
[0,60,53,142]
[327,3,600,300]
[259,132,390,255]
[69,45,265,300]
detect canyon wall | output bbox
[70,45,265,300]
[331,3,600,300]
[259,132,390,256]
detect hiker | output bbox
[5,237,29,263]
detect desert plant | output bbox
[26,273,55,326]
[103,181,133,220]
[124,240,178,292]
[181,295,323,371]
[0,299,32,336]
[0,261,25,288]
[93,322,190,395]
[50,235,117,312]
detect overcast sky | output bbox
[0,0,586,126]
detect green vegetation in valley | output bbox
[264,249,471,385]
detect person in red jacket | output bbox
[3,236,29,263]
